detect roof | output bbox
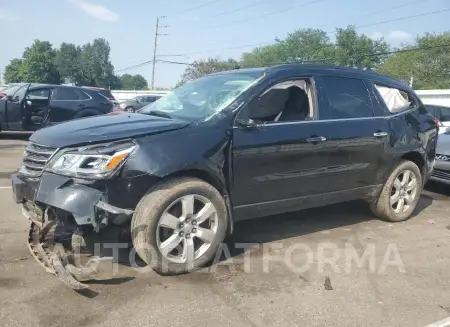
[210,64,409,91]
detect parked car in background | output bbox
[82,86,120,109]
[0,84,113,132]
[429,129,450,185]
[0,83,35,99]
[118,95,162,112]
[11,64,438,289]
[426,104,450,134]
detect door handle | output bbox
[373,132,388,138]
[306,136,327,143]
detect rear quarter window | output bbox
[374,84,417,114]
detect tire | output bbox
[131,177,228,275]
[124,106,135,113]
[370,160,422,222]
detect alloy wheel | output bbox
[156,194,218,264]
[390,169,418,214]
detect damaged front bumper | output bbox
[11,172,134,290]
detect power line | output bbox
[164,7,450,56]
[210,0,267,18]
[327,8,450,34]
[158,59,191,65]
[212,0,329,29]
[171,0,436,52]
[316,0,433,28]
[173,0,222,15]
[115,60,153,73]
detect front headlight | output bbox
[46,140,137,179]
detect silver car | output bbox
[118,95,162,113]
[430,130,450,184]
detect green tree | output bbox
[379,32,450,89]
[180,58,239,82]
[3,58,24,83]
[334,26,390,69]
[132,74,148,90]
[241,29,335,67]
[55,43,82,84]
[119,74,148,89]
[20,40,60,83]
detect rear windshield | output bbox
[97,89,115,99]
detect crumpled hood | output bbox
[30,113,190,148]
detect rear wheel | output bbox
[124,106,135,113]
[370,160,422,222]
[131,177,228,275]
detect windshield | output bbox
[139,72,263,121]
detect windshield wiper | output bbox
[144,110,173,119]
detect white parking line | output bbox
[0,186,11,189]
[425,317,450,327]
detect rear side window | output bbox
[53,88,80,100]
[374,84,416,114]
[322,76,373,119]
[75,90,91,100]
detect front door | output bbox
[231,77,332,219]
[24,88,52,130]
[5,84,30,130]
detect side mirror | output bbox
[236,118,261,129]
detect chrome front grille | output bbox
[19,142,58,177]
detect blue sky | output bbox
[0,0,449,88]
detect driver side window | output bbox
[246,79,314,123]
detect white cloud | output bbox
[69,0,119,22]
[370,32,384,40]
[0,9,19,21]
[369,30,413,43]
[387,30,413,42]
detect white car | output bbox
[426,104,450,134]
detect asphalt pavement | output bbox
[0,132,449,327]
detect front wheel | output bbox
[370,160,422,222]
[131,177,228,275]
[124,106,135,113]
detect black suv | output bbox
[0,84,113,132]
[11,65,438,288]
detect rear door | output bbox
[49,88,88,122]
[317,75,389,202]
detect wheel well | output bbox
[401,152,425,173]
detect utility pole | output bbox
[151,16,168,90]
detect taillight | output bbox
[434,119,443,127]
[108,110,122,115]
